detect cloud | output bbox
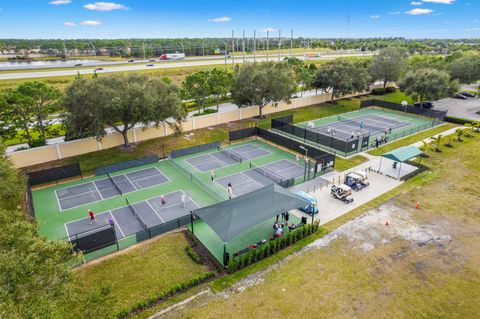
[64,21,76,26]
[406,8,434,15]
[261,27,275,32]
[80,20,102,26]
[84,2,129,11]
[466,28,480,31]
[411,1,422,5]
[49,0,71,4]
[208,16,231,23]
[388,11,401,15]
[370,15,380,19]
[422,0,455,3]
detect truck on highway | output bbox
[304,52,321,59]
[160,53,185,60]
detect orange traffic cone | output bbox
[415,201,420,209]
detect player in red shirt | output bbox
[88,209,96,224]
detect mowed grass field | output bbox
[162,132,480,318]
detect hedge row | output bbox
[185,244,202,264]
[115,271,215,319]
[445,116,480,125]
[371,86,396,95]
[226,222,319,273]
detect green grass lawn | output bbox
[334,155,369,172]
[64,232,212,318]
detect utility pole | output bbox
[266,29,269,62]
[143,39,146,60]
[62,40,68,60]
[242,30,246,63]
[231,30,235,64]
[277,29,281,62]
[290,29,293,57]
[202,38,205,56]
[253,30,256,63]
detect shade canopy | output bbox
[382,145,422,163]
[193,184,310,243]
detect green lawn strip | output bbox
[334,155,369,172]
[367,123,458,156]
[4,123,65,146]
[65,232,212,318]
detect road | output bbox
[0,52,372,81]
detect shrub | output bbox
[385,86,396,93]
[185,245,202,264]
[371,88,386,95]
[446,116,476,125]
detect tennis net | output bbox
[218,147,243,163]
[337,115,389,131]
[170,159,227,202]
[107,171,122,195]
[249,162,284,184]
[126,198,148,230]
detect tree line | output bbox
[1,49,479,148]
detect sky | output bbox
[0,0,479,39]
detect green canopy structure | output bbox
[191,183,311,265]
[379,145,423,178]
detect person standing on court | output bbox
[160,195,166,205]
[227,183,233,199]
[88,209,96,224]
[181,194,186,208]
[108,216,115,227]
[211,170,215,182]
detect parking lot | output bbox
[434,97,480,121]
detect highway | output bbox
[0,52,372,80]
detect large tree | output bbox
[399,68,459,105]
[231,62,296,118]
[63,74,183,147]
[207,68,233,110]
[448,55,480,84]
[369,47,408,88]
[16,81,61,144]
[313,59,370,103]
[181,71,210,114]
[1,90,36,146]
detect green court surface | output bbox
[32,139,310,260]
[187,214,302,265]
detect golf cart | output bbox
[331,184,354,204]
[354,170,370,187]
[296,191,319,215]
[344,172,365,191]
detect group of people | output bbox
[373,127,392,148]
[272,212,290,238]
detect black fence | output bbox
[360,99,448,121]
[26,163,82,186]
[271,116,368,157]
[94,155,160,176]
[69,224,118,254]
[229,127,258,142]
[25,177,35,219]
[256,128,335,177]
[171,141,220,158]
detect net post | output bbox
[190,211,194,235]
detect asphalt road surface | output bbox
[0,52,372,81]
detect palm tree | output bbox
[456,128,464,142]
[431,134,443,152]
[421,140,434,156]
[472,121,480,133]
[444,134,454,147]
[464,123,474,137]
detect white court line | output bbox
[145,200,165,224]
[58,190,101,212]
[241,172,267,188]
[56,186,97,201]
[64,223,70,240]
[92,181,104,200]
[124,166,171,190]
[185,154,226,173]
[108,211,125,238]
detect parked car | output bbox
[74,63,83,67]
[460,92,475,98]
[149,59,156,62]
[413,101,434,109]
[128,59,135,62]
[453,93,467,100]
[95,67,104,71]
[146,64,154,67]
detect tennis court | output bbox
[65,190,199,240]
[55,167,169,211]
[308,114,410,140]
[215,159,305,197]
[185,144,270,172]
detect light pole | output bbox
[277,29,281,62]
[179,42,185,55]
[266,29,269,62]
[90,42,98,70]
[221,41,228,65]
[253,30,256,63]
[299,145,308,181]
